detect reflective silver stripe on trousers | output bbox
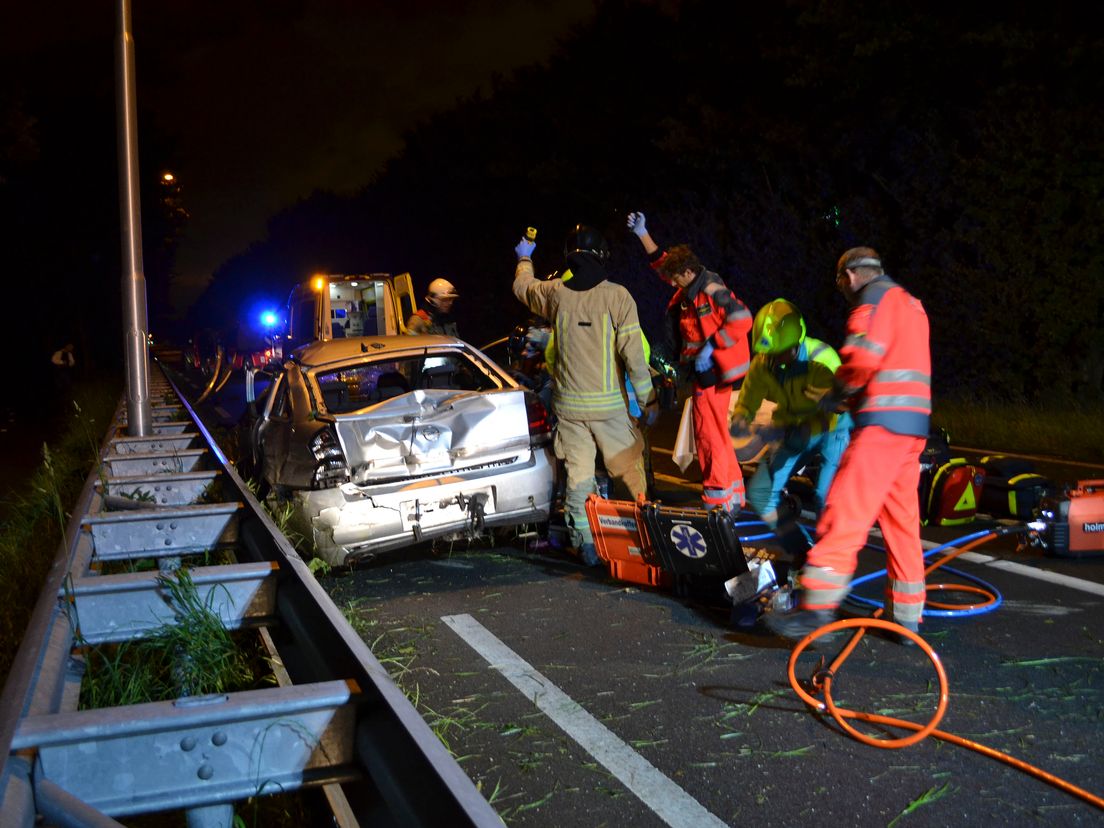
[804,565,851,586]
[888,577,926,595]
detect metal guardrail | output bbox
[0,362,500,826]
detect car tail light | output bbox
[310,427,350,489]
[524,391,552,446]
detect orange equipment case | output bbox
[1040,480,1104,558]
[584,494,673,588]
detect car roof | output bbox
[294,335,466,368]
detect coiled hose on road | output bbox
[777,526,1104,811]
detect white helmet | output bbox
[427,278,458,300]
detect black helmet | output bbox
[563,224,610,261]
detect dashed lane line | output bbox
[440,613,728,828]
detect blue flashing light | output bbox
[260,310,280,329]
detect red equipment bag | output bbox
[921,458,986,527]
[584,494,672,588]
[1039,480,1104,558]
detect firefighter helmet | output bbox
[426,278,458,300]
[563,225,610,261]
[752,299,806,355]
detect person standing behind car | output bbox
[513,225,657,566]
[407,277,460,337]
[627,211,752,513]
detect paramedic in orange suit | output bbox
[627,211,752,513]
[765,247,931,643]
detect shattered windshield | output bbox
[313,351,500,414]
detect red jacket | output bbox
[836,276,931,437]
[652,257,751,386]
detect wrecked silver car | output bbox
[246,335,556,564]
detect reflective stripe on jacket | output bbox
[837,276,931,437]
[513,259,653,420]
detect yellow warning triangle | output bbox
[953,482,976,512]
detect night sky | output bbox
[3,1,598,311]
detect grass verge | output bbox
[0,380,119,686]
[933,397,1104,464]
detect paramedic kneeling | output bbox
[765,248,931,643]
[731,299,852,581]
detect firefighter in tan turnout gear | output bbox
[513,225,657,566]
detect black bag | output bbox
[978,455,1053,520]
[917,427,953,510]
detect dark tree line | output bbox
[0,23,185,405]
[190,0,1101,402]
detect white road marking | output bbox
[864,526,1104,597]
[955,552,1104,597]
[441,613,728,828]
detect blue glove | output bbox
[639,398,659,428]
[694,341,714,372]
[626,211,647,237]
[515,238,535,260]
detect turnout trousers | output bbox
[693,382,745,512]
[798,425,927,629]
[555,413,647,549]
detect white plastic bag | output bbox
[672,395,696,472]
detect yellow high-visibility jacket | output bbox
[733,337,841,431]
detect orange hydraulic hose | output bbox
[784,530,1104,811]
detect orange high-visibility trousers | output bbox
[692,382,745,512]
[799,425,926,627]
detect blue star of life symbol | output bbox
[670,524,708,559]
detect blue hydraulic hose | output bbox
[848,528,1002,618]
[733,517,775,542]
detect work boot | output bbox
[762,608,837,641]
[889,621,920,648]
[579,542,602,568]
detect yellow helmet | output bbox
[752,299,806,355]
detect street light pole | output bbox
[115,0,152,436]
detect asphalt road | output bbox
[175,364,1104,827]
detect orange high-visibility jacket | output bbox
[836,276,931,437]
[650,256,751,386]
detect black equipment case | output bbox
[638,502,748,580]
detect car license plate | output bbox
[400,489,495,531]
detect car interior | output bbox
[316,353,499,413]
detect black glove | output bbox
[817,390,848,415]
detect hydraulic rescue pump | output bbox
[1025,479,1104,558]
